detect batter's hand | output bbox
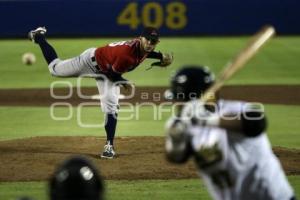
[165,116,191,164]
[151,52,174,67]
[165,117,188,142]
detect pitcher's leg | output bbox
[29,27,96,78]
[105,113,118,146]
[48,48,96,77]
[28,27,58,64]
[35,34,58,64]
[97,78,120,145]
[96,78,120,159]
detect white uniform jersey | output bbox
[187,99,294,200]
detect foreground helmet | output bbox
[168,66,215,101]
[50,156,104,200]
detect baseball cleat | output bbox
[28,27,47,43]
[101,142,115,159]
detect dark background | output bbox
[0,0,298,37]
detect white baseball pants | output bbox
[48,48,120,114]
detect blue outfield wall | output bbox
[0,0,298,37]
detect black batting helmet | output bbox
[50,156,104,200]
[166,65,215,101]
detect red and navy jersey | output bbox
[94,38,148,74]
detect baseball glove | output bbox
[151,52,174,67]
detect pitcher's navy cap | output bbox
[141,27,159,43]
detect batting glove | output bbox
[165,116,191,163]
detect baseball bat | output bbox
[201,25,276,102]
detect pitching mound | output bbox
[0,136,299,182]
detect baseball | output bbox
[22,52,36,65]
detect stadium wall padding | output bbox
[0,0,298,37]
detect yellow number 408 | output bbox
[117,2,187,30]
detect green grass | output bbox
[265,105,300,148]
[0,104,299,148]
[1,176,299,200]
[0,37,300,88]
[1,37,299,200]
[0,105,169,140]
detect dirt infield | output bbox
[0,85,300,106]
[0,85,299,182]
[0,136,299,182]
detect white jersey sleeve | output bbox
[189,126,294,200]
